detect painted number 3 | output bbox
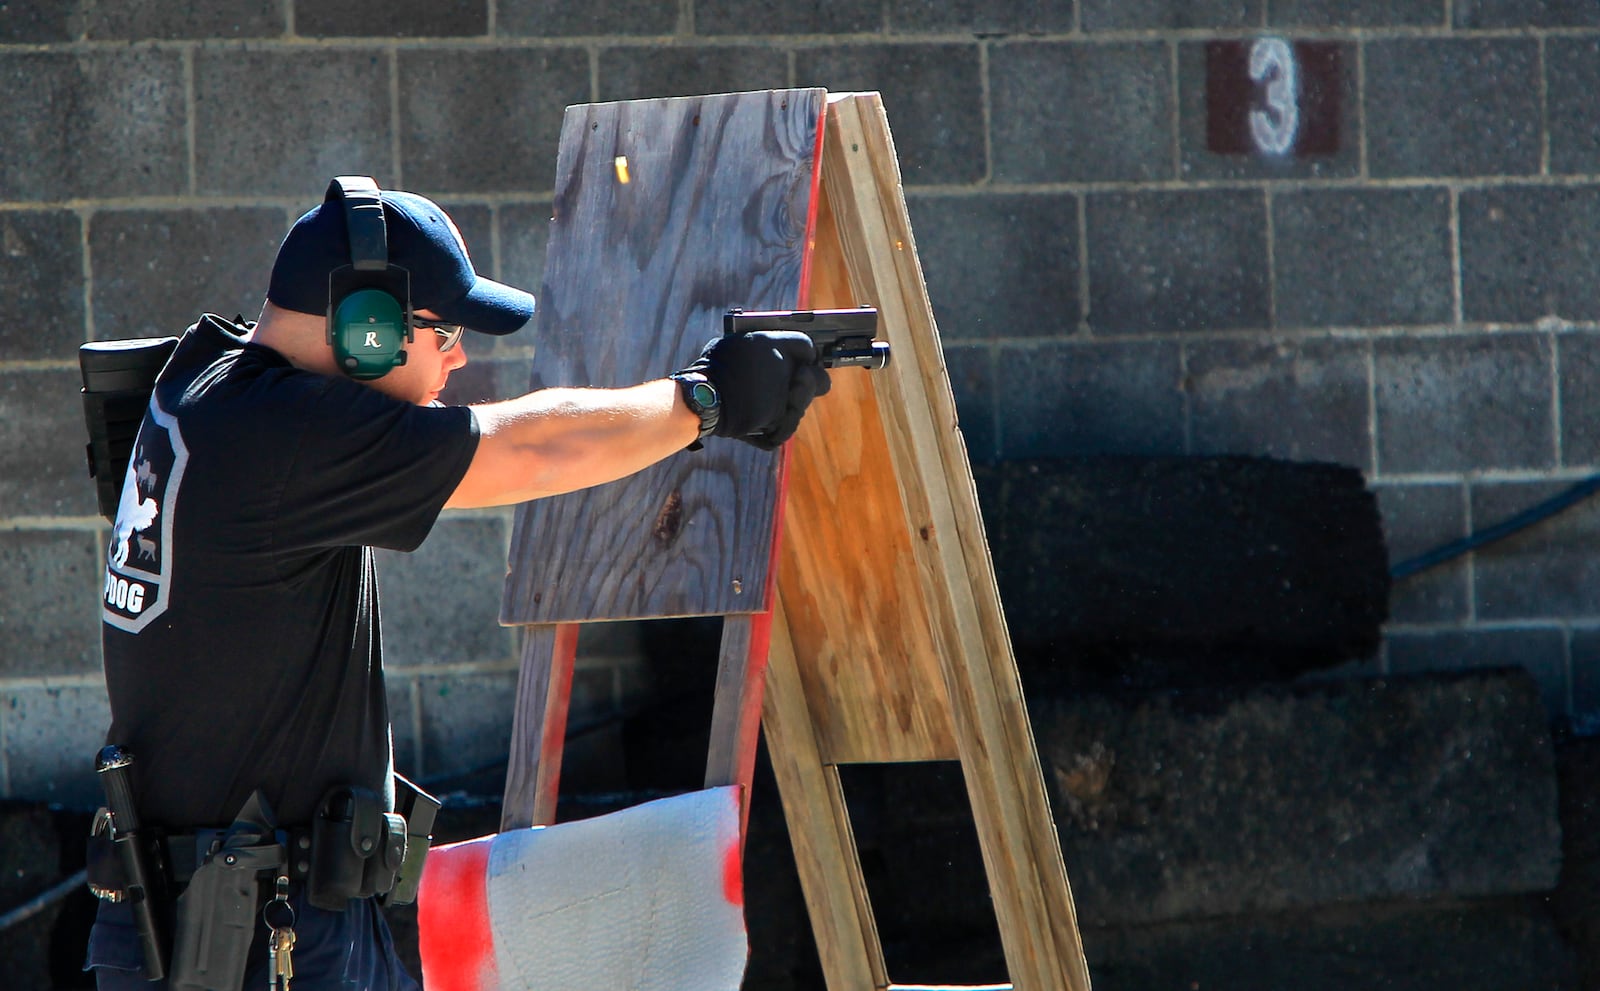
[1249,37,1299,155]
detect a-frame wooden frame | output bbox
[499,89,1090,991]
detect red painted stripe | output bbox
[722,827,746,908]
[417,838,497,991]
[795,97,828,307]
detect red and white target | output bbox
[417,786,748,991]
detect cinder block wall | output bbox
[3,1,1599,806]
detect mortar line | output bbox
[1550,329,1564,467]
[1538,34,1551,176]
[80,205,96,343]
[389,48,403,185]
[184,46,196,197]
[1076,192,1090,337]
[1364,338,1379,481]
[978,40,993,184]
[1168,38,1180,180]
[1448,186,1463,326]
[1263,187,1277,330]
[1462,479,1477,624]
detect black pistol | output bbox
[724,307,889,369]
[96,745,169,981]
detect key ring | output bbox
[262,875,296,932]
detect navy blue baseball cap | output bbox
[267,180,535,336]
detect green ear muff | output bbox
[325,176,413,381]
[331,287,408,380]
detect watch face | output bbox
[689,380,719,411]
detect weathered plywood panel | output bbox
[501,89,826,625]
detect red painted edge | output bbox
[534,623,581,825]
[417,838,497,991]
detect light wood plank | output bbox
[762,593,886,991]
[500,623,580,830]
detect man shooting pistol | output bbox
[724,307,889,370]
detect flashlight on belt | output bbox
[96,745,169,981]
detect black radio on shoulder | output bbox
[79,337,178,523]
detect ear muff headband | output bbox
[327,175,412,380]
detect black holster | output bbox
[164,792,284,991]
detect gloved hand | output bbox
[681,330,832,450]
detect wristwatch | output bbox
[670,371,721,450]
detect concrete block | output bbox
[1082,0,1261,29]
[0,210,84,360]
[697,0,878,33]
[0,368,99,518]
[1177,40,1360,183]
[943,345,996,465]
[193,50,393,196]
[1032,670,1562,925]
[905,192,1078,344]
[500,0,677,36]
[1269,0,1445,24]
[1366,38,1540,178]
[1374,481,1470,624]
[990,42,1172,184]
[83,0,282,39]
[1083,898,1576,991]
[375,515,515,669]
[798,44,984,186]
[889,0,1074,33]
[996,339,1185,459]
[0,530,103,678]
[1455,0,1600,26]
[1549,38,1600,176]
[1186,335,1373,471]
[294,0,487,37]
[1387,629,1568,718]
[1470,479,1600,622]
[398,48,589,193]
[1086,190,1270,335]
[598,45,788,103]
[498,202,551,295]
[0,1,78,41]
[5,684,110,807]
[1374,332,1554,474]
[88,208,285,342]
[1272,187,1453,329]
[0,50,186,201]
[417,670,518,782]
[1461,185,1600,324]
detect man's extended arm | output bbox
[446,379,695,509]
[444,330,830,510]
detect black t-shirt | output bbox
[99,315,479,827]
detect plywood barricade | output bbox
[499,88,1090,991]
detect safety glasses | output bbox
[413,318,465,353]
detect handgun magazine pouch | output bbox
[307,785,407,911]
[382,773,439,907]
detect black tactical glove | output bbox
[677,330,832,451]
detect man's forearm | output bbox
[447,380,697,508]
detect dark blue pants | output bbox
[85,888,420,991]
